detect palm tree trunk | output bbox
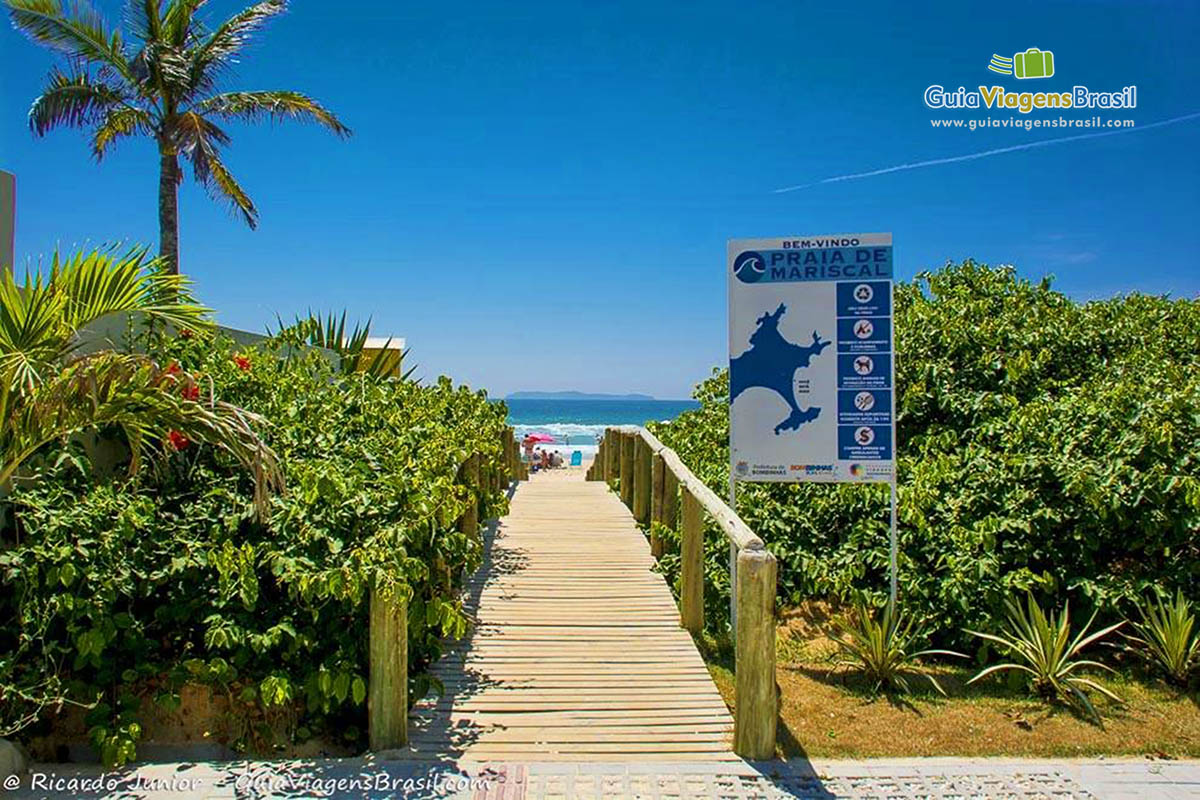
[158,149,181,275]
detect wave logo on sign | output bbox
[733,251,766,283]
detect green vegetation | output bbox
[0,250,508,764]
[709,605,1200,759]
[1126,590,1199,687]
[654,261,1198,735]
[966,594,1123,723]
[6,0,350,273]
[831,602,964,696]
[271,310,413,380]
[651,262,1200,644]
[0,246,278,493]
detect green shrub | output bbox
[832,603,964,695]
[966,593,1123,722]
[1126,590,1199,686]
[649,262,1200,641]
[0,331,509,761]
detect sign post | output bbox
[0,171,14,274]
[727,233,897,612]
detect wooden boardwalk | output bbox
[404,470,736,761]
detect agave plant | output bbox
[1126,590,1199,687]
[0,246,281,509]
[271,310,414,380]
[832,602,965,695]
[966,593,1123,722]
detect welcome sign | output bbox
[728,233,895,484]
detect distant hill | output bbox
[506,391,656,401]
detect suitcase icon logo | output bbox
[988,48,1055,79]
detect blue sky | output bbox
[2,0,1197,398]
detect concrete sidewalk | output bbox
[5,756,1199,799]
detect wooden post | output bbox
[733,548,777,760]
[590,440,604,481]
[510,433,518,482]
[649,453,665,557]
[633,435,651,524]
[619,432,635,508]
[661,465,679,531]
[499,434,508,487]
[458,454,480,537]
[679,487,703,634]
[606,429,618,484]
[650,453,664,523]
[368,588,408,750]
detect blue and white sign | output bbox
[728,233,895,483]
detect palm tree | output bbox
[6,0,350,274]
[0,245,282,511]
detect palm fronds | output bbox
[197,90,351,136]
[0,246,210,393]
[0,351,282,515]
[271,310,414,380]
[6,0,135,82]
[28,66,127,135]
[966,593,1124,722]
[7,0,348,265]
[832,602,965,695]
[0,245,278,511]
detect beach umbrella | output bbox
[525,433,555,443]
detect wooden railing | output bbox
[367,426,525,750]
[586,426,778,760]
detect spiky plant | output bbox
[7,0,350,273]
[272,310,415,380]
[0,246,281,510]
[1126,590,1199,687]
[832,602,965,695]
[966,593,1123,722]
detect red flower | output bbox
[166,362,182,376]
[179,328,194,339]
[233,355,252,372]
[181,383,200,401]
[167,430,191,451]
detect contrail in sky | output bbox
[773,111,1200,193]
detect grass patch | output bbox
[703,603,1200,759]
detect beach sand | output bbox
[523,457,594,481]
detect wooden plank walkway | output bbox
[404,470,736,761]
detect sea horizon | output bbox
[497,397,699,454]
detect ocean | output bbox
[501,398,699,457]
